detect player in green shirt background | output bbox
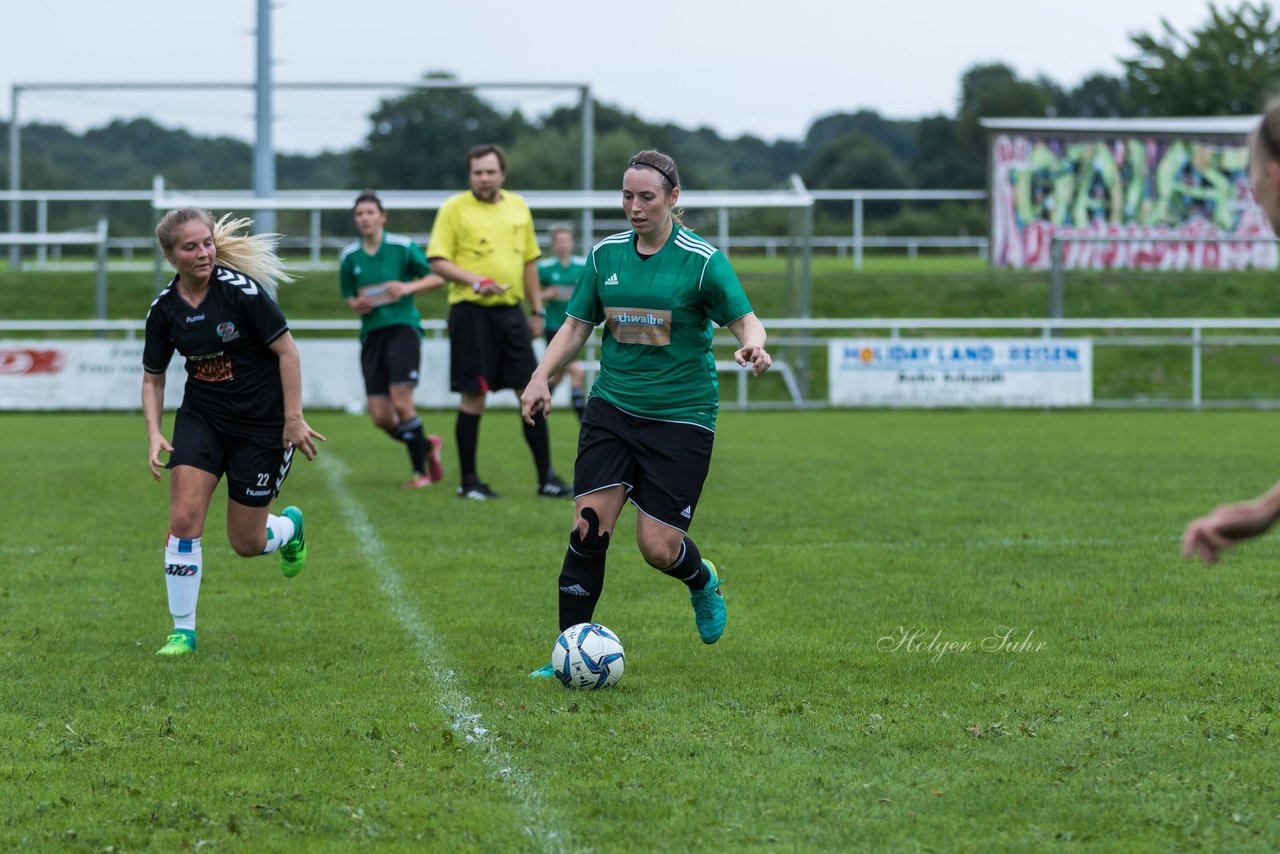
[340,191,446,488]
[521,150,771,678]
[537,223,588,421]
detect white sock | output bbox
[164,534,202,632]
[260,513,296,555]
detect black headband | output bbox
[628,159,678,189]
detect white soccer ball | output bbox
[553,623,625,690]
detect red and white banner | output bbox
[0,339,564,411]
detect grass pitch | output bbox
[4,409,1280,850]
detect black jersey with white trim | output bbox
[143,265,289,437]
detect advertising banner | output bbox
[0,339,565,411]
[829,338,1092,408]
[991,133,1277,270]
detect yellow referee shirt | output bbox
[427,190,541,307]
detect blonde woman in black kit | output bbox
[143,208,324,656]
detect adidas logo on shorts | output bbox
[680,506,693,519]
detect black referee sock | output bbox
[658,537,711,590]
[456,412,481,484]
[388,417,430,475]
[559,508,609,631]
[522,411,554,484]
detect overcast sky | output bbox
[1,0,1225,155]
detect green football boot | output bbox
[156,629,196,657]
[690,559,726,644]
[279,506,306,578]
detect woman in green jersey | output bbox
[521,150,771,675]
[537,224,589,420]
[340,191,446,488]
[1183,101,1280,563]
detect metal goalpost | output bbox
[7,79,595,269]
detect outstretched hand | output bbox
[285,417,327,461]
[1181,500,1276,563]
[734,345,772,377]
[148,435,174,480]
[520,378,551,425]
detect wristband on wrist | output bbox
[531,308,546,317]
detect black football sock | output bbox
[571,389,586,421]
[657,537,711,590]
[390,416,430,475]
[559,508,609,630]
[522,411,554,483]
[456,412,481,485]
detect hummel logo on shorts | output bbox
[604,273,619,286]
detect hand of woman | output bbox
[735,345,772,377]
[520,377,552,425]
[148,434,174,481]
[284,416,327,461]
[1182,499,1278,563]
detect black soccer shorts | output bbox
[167,409,294,508]
[361,323,422,396]
[447,302,538,394]
[572,397,716,532]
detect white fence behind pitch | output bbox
[4,318,1280,410]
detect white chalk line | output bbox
[319,454,562,850]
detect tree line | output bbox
[4,2,1278,239]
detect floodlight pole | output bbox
[8,86,20,269]
[254,0,276,235]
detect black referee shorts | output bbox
[573,397,716,532]
[447,301,537,394]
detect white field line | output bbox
[319,454,562,851]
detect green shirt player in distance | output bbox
[521,149,771,678]
[340,191,447,489]
[537,224,588,420]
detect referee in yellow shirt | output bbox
[427,144,572,500]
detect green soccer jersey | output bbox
[339,233,432,341]
[537,255,587,331]
[567,226,753,430]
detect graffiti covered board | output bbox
[990,132,1278,270]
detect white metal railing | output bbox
[1045,235,1280,318]
[1,185,989,270]
[809,189,989,270]
[6,317,1280,409]
[0,219,111,320]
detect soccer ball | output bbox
[553,623,625,690]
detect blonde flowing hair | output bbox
[155,207,294,293]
